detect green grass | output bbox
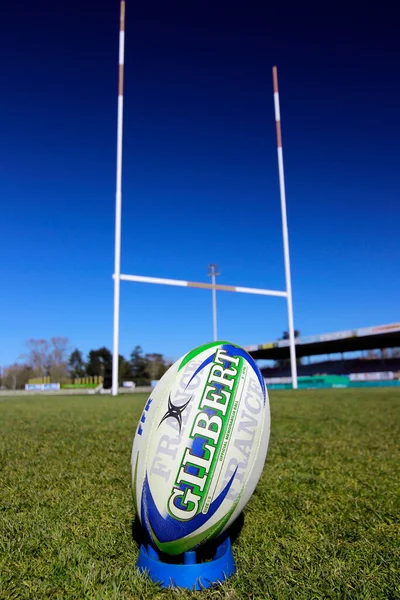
[1,388,399,599]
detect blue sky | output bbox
[1,1,399,366]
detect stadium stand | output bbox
[246,323,400,382]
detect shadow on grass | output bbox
[131,511,245,564]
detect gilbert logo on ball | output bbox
[131,341,270,555]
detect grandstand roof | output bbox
[245,323,400,360]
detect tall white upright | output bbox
[112,0,126,396]
[272,66,298,389]
[208,264,219,341]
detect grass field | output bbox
[1,388,399,599]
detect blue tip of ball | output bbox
[136,537,236,590]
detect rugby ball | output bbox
[131,341,270,555]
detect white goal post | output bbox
[111,2,298,394]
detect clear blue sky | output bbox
[1,1,399,366]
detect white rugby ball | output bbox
[131,341,270,555]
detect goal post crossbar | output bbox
[117,273,288,298]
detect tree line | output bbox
[0,338,171,390]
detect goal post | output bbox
[111,1,298,394]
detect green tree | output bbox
[280,330,300,341]
[130,346,150,386]
[87,347,112,388]
[145,353,170,381]
[118,354,132,385]
[2,363,34,390]
[68,349,86,378]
